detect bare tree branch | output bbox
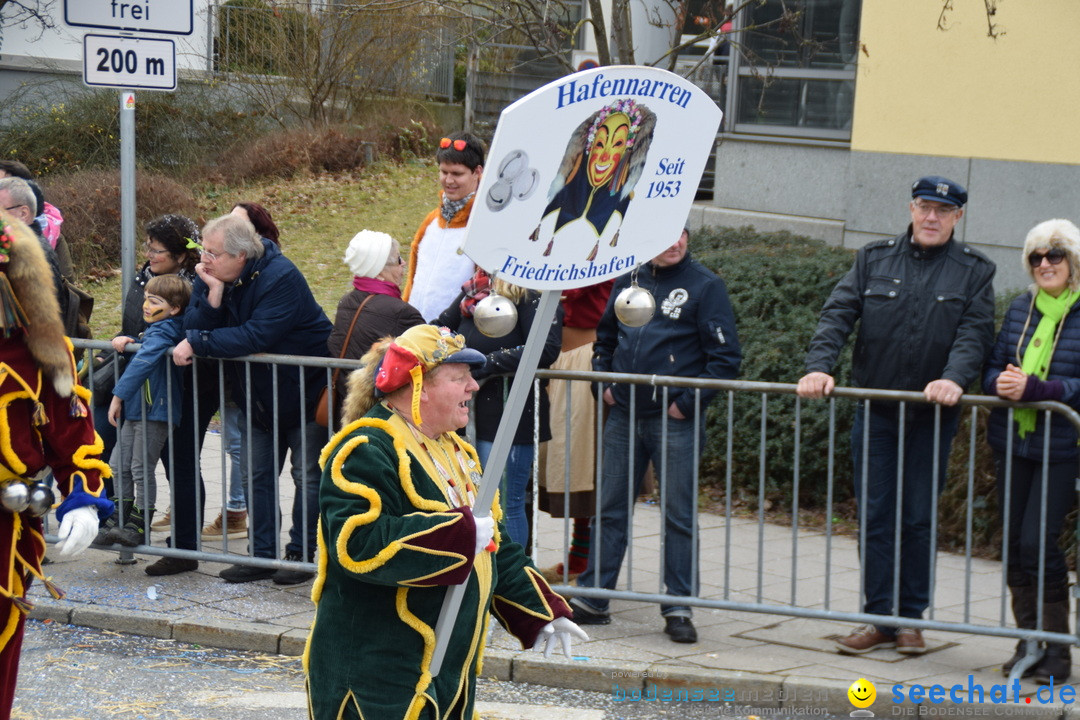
[0,0,57,50]
[938,0,1003,38]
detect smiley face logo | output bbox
[848,678,876,709]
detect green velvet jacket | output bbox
[305,403,571,720]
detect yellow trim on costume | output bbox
[310,522,329,607]
[333,416,448,513]
[0,363,44,475]
[333,690,364,719]
[303,520,329,675]
[408,365,423,427]
[397,586,437,720]
[446,549,492,716]
[336,509,469,582]
[72,430,113,483]
[72,383,91,403]
[490,565,559,622]
[0,570,23,654]
[318,416,373,469]
[330,436,382,507]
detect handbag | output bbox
[90,349,128,404]
[315,293,374,427]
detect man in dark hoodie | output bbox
[174,213,332,584]
[571,227,741,644]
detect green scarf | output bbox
[1016,288,1080,437]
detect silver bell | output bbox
[614,283,655,327]
[1,482,30,514]
[474,293,518,337]
[26,483,55,518]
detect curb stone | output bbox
[280,628,309,656]
[780,676,852,716]
[480,648,513,682]
[513,654,627,693]
[172,615,281,654]
[28,598,75,624]
[29,605,1080,719]
[71,605,173,639]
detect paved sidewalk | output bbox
[28,431,1080,717]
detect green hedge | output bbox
[691,226,857,512]
[0,86,260,177]
[688,226,1032,559]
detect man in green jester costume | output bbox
[305,324,587,720]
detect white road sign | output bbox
[83,34,176,91]
[65,0,193,35]
[461,65,722,291]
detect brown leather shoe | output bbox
[835,624,896,654]
[896,627,927,655]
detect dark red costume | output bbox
[0,212,111,718]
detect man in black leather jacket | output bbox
[797,176,996,656]
[571,228,741,644]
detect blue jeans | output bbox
[238,410,323,559]
[851,403,959,628]
[221,403,246,512]
[475,440,533,548]
[577,406,701,617]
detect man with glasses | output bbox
[797,176,996,655]
[402,131,484,321]
[173,214,332,584]
[0,177,69,326]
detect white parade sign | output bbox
[83,34,176,91]
[65,0,193,35]
[460,65,721,291]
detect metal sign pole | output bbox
[428,289,561,676]
[119,91,135,293]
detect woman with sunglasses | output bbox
[984,218,1080,684]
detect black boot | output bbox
[1033,584,1072,685]
[94,498,128,546]
[1003,576,1040,676]
[107,506,153,548]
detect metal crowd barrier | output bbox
[534,367,1080,669]
[55,341,1080,669]
[52,339,365,576]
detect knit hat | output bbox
[374,324,485,426]
[344,230,394,279]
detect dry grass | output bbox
[87,159,437,339]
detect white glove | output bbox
[532,616,589,659]
[54,506,100,558]
[473,515,495,556]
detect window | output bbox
[729,0,861,140]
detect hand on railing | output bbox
[796,371,835,399]
[923,378,964,406]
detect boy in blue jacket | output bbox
[100,274,191,547]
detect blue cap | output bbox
[911,176,967,207]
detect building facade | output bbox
[693,0,1080,291]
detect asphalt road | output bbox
[14,621,839,719]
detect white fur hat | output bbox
[344,230,394,279]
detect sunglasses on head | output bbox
[439,137,468,151]
[1028,248,1067,268]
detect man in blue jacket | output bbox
[571,227,741,643]
[174,213,332,584]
